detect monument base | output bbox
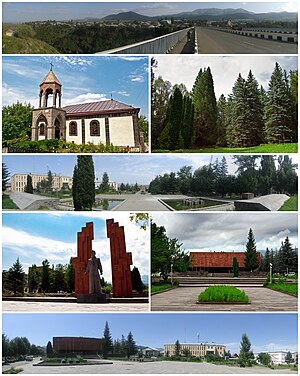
[77,293,107,304]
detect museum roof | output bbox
[63,99,139,116]
[40,69,62,86]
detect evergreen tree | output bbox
[278,237,294,274]
[216,94,227,146]
[258,156,276,195]
[65,258,75,293]
[264,62,293,143]
[181,95,194,149]
[192,67,218,146]
[285,351,294,364]
[175,340,181,357]
[167,87,183,150]
[7,258,25,296]
[232,257,239,277]
[102,321,113,359]
[177,165,193,194]
[46,341,53,356]
[28,264,40,292]
[244,228,259,271]
[47,170,53,192]
[239,333,253,367]
[41,259,51,292]
[126,332,137,359]
[24,174,33,194]
[100,172,110,193]
[2,163,10,192]
[72,156,95,210]
[131,266,144,293]
[263,248,271,272]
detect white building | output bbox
[11,173,72,192]
[255,351,297,365]
[164,343,226,358]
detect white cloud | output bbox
[2,82,38,107]
[63,92,108,106]
[130,75,145,83]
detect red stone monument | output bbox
[106,218,133,298]
[72,222,94,296]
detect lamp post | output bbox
[171,263,173,286]
[269,263,273,284]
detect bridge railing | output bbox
[97,27,192,54]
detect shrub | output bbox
[198,285,249,303]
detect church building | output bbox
[31,68,144,151]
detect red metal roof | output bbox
[63,99,139,116]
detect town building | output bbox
[255,351,297,365]
[164,343,226,358]
[189,251,261,273]
[11,173,73,192]
[31,68,145,151]
[53,337,103,355]
[141,347,162,357]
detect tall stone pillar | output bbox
[72,222,94,296]
[53,92,56,107]
[106,219,133,298]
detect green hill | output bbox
[2,23,60,54]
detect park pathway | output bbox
[112,192,170,211]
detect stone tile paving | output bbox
[151,286,297,312]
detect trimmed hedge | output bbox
[198,285,249,303]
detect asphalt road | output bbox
[196,27,298,54]
[3,359,295,374]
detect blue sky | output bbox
[152,212,298,254]
[2,313,298,354]
[2,56,149,117]
[3,2,298,23]
[3,155,297,186]
[2,213,149,282]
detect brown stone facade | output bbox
[190,251,261,272]
[31,107,66,141]
[53,337,102,355]
[106,219,133,298]
[73,222,94,296]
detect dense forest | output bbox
[14,22,181,53]
[148,155,298,197]
[152,61,298,150]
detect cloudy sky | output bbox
[2,213,150,282]
[154,56,298,99]
[151,212,298,253]
[3,313,298,354]
[2,56,149,117]
[3,155,297,186]
[3,2,298,23]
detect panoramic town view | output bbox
[1,1,298,375]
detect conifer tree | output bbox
[264,62,293,143]
[102,321,113,359]
[239,333,253,367]
[72,156,95,210]
[2,163,10,192]
[278,236,294,274]
[168,87,183,150]
[7,258,25,296]
[244,228,259,271]
[216,94,227,146]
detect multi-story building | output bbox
[11,173,73,192]
[255,351,297,365]
[164,343,226,358]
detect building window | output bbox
[69,121,78,136]
[90,120,100,136]
[39,123,45,136]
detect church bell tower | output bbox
[31,65,66,141]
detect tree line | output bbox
[152,61,298,150]
[2,334,44,359]
[148,155,298,197]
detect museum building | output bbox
[31,69,144,151]
[189,251,261,273]
[53,337,103,355]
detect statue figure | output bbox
[85,250,103,294]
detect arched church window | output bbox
[90,120,100,136]
[39,123,45,136]
[69,121,78,136]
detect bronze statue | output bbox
[85,250,103,294]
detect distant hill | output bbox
[102,11,152,21]
[102,8,297,22]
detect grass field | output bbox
[267,282,297,297]
[2,194,19,209]
[279,195,298,211]
[154,143,298,154]
[151,283,177,294]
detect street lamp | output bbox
[269,263,273,284]
[170,263,173,286]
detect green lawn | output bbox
[198,285,249,303]
[2,194,19,209]
[154,143,298,154]
[266,282,297,297]
[151,283,177,294]
[279,195,298,211]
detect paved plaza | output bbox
[2,359,295,374]
[2,301,149,313]
[151,286,297,312]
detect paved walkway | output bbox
[151,286,297,312]
[112,192,170,211]
[235,194,289,211]
[8,192,58,210]
[2,301,149,313]
[3,360,294,374]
